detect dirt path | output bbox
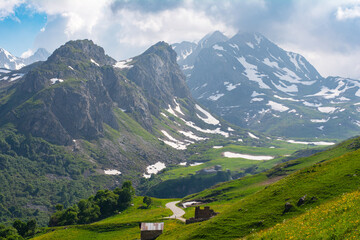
[165,201,186,222]
[257,175,285,186]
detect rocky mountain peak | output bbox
[0,48,23,69]
[126,41,191,108]
[198,31,228,48]
[48,39,116,66]
[23,48,50,65]
[142,41,177,64]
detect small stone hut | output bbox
[140,222,164,240]
[186,206,218,224]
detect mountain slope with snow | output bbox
[0,47,50,70]
[176,32,360,139]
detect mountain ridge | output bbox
[174,31,360,139]
[0,39,259,225]
[0,47,50,70]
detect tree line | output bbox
[49,181,134,226]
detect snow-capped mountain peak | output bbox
[174,31,360,139]
[0,47,50,70]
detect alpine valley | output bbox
[0,32,359,240]
[0,39,270,225]
[173,31,360,139]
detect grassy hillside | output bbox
[31,197,179,240]
[30,137,360,240]
[0,124,117,226]
[157,137,360,239]
[246,190,360,239]
[139,139,329,198]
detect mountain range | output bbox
[0,48,50,70]
[0,31,356,226]
[173,31,360,139]
[0,39,257,224]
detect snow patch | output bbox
[213,44,224,51]
[354,120,360,127]
[9,74,23,82]
[271,80,298,93]
[181,118,229,137]
[104,169,121,175]
[251,91,265,97]
[224,82,241,91]
[90,59,99,66]
[143,162,166,178]
[254,33,262,44]
[178,131,207,141]
[286,140,335,146]
[287,52,301,71]
[306,80,349,99]
[263,58,279,68]
[50,78,64,84]
[310,118,329,123]
[237,56,270,89]
[166,105,177,116]
[182,65,194,70]
[213,146,223,149]
[267,101,289,112]
[248,132,259,139]
[274,95,300,102]
[303,101,322,107]
[318,107,337,114]
[189,162,203,166]
[229,43,239,50]
[246,42,254,49]
[251,98,264,103]
[160,130,189,150]
[181,49,193,60]
[223,152,274,160]
[68,66,74,70]
[208,93,224,101]
[174,99,184,115]
[195,104,220,125]
[114,59,133,69]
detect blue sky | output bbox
[0,4,46,57]
[1,0,360,78]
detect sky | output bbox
[0,0,360,79]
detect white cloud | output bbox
[336,5,360,20]
[20,49,33,58]
[112,7,235,47]
[28,0,235,60]
[5,0,360,79]
[0,0,24,20]
[280,42,360,79]
[267,0,360,79]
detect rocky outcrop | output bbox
[127,42,192,110]
[1,40,193,145]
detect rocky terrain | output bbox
[174,31,360,139]
[0,39,254,224]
